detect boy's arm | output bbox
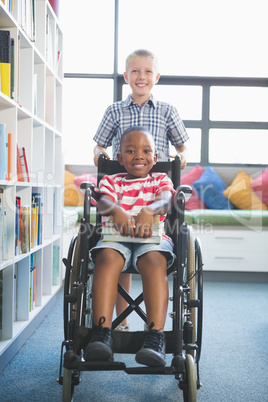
[98,194,136,237]
[93,145,110,166]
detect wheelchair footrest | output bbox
[64,357,182,375]
[71,327,183,355]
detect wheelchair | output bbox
[58,154,204,402]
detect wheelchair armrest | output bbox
[177,184,192,202]
[79,182,101,201]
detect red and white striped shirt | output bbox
[99,172,175,241]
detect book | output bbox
[30,265,36,311]
[21,206,30,253]
[11,38,15,99]
[0,188,8,260]
[13,0,36,42]
[102,215,164,244]
[16,143,24,182]
[3,206,8,259]
[0,30,11,97]
[13,264,17,321]
[19,146,30,182]
[32,193,42,245]
[31,202,36,248]
[7,132,12,180]
[0,124,7,180]
[15,196,21,255]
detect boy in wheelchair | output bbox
[84,126,176,367]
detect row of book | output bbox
[0,123,30,182]
[15,193,43,256]
[102,215,164,244]
[1,0,36,42]
[0,188,43,263]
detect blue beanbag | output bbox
[192,167,234,210]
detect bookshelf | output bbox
[0,0,63,371]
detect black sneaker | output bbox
[84,317,113,361]
[136,324,166,367]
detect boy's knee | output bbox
[96,248,124,266]
[137,251,167,271]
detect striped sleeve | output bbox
[154,173,176,196]
[99,175,119,203]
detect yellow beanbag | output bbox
[64,170,84,206]
[223,171,267,210]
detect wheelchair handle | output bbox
[80,181,101,202]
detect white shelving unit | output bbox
[0,0,63,370]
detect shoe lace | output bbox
[91,316,111,342]
[144,322,164,351]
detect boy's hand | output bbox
[169,152,187,169]
[112,209,136,237]
[179,153,187,169]
[93,145,110,166]
[171,144,187,170]
[134,209,154,238]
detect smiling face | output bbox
[124,56,160,105]
[117,129,158,179]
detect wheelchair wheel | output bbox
[183,354,197,402]
[187,227,196,342]
[64,232,81,341]
[62,368,74,402]
[187,227,203,361]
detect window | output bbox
[62,0,114,74]
[62,79,113,164]
[209,129,268,165]
[210,87,268,122]
[118,0,268,78]
[61,0,268,166]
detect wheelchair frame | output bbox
[58,155,204,402]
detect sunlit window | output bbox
[61,0,268,166]
[209,129,268,164]
[171,129,201,164]
[210,87,268,122]
[62,79,113,165]
[61,0,114,74]
[118,0,268,77]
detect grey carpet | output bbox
[0,280,268,401]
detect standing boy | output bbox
[93,49,188,330]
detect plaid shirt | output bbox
[93,94,189,161]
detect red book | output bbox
[21,146,30,182]
[19,146,30,182]
[16,143,24,182]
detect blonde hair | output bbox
[125,49,159,72]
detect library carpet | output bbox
[0,279,268,401]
